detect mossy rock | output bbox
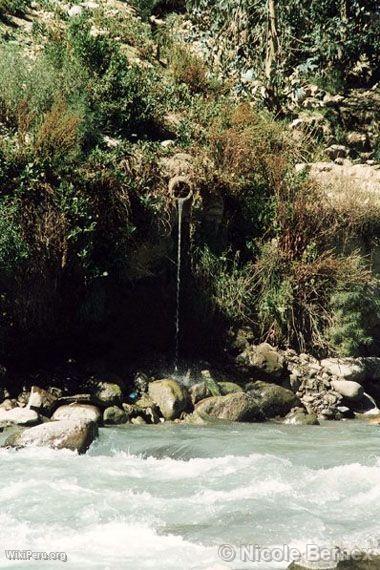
[194,392,264,422]
[148,379,189,420]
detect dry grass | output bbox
[34,99,81,161]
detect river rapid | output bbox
[0,422,379,569]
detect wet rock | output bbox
[103,406,128,425]
[148,379,189,420]
[94,382,123,407]
[27,386,58,417]
[134,394,161,424]
[246,381,300,418]
[237,343,285,377]
[0,408,40,426]
[330,380,364,401]
[4,419,98,454]
[52,404,101,424]
[189,382,210,405]
[194,392,264,422]
[284,408,319,425]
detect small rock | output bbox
[27,386,57,416]
[237,343,284,377]
[94,382,122,407]
[52,404,101,424]
[284,408,319,425]
[103,406,128,425]
[0,408,40,426]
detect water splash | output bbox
[174,197,186,372]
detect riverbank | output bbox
[1,342,380,453]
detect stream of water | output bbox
[174,197,185,372]
[0,422,379,569]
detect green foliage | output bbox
[326,285,380,356]
[0,0,30,16]
[194,247,255,323]
[0,199,29,273]
[187,0,380,103]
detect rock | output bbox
[133,372,150,395]
[94,382,122,407]
[148,379,189,420]
[284,408,319,425]
[0,408,40,426]
[52,404,101,424]
[27,386,57,416]
[4,420,98,454]
[103,406,128,425]
[67,5,83,17]
[330,380,364,401]
[337,405,355,419]
[237,343,285,377]
[289,553,380,569]
[55,394,94,406]
[325,144,349,160]
[218,382,243,395]
[194,392,264,422]
[189,382,210,405]
[246,381,300,418]
[134,394,161,424]
[0,399,17,411]
[321,358,365,382]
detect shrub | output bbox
[326,285,380,356]
[170,45,209,94]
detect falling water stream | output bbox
[174,197,185,371]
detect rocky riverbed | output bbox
[1,342,380,453]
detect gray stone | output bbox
[4,419,98,454]
[148,379,189,420]
[52,404,101,424]
[103,406,128,425]
[194,392,264,422]
[247,381,300,418]
[94,382,122,407]
[0,408,40,426]
[284,409,319,425]
[27,386,57,416]
[321,358,365,382]
[330,380,364,401]
[238,343,284,377]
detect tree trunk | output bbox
[265,0,279,82]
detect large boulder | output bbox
[52,404,101,424]
[0,408,40,426]
[321,358,365,382]
[330,380,364,401]
[148,379,189,420]
[194,392,264,422]
[4,419,98,454]
[94,382,122,407]
[237,343,285,377]
[27,386,58,417]
[218,382,243,395]
[246,381,300,418]
[103,406,128,425]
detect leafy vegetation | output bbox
[0,1,379,366]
